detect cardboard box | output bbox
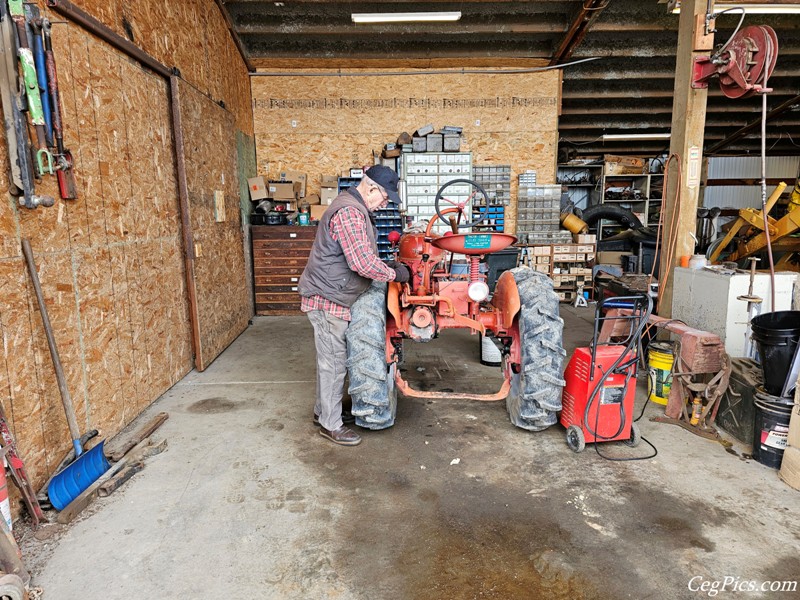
[577,245,594,253]
[305,193,321,206]
[573,233,597,244]
[780,446,800,491]
[604,154,645,175]
[310,205,328,221]
[533,246,550,256]
[553,254,578,262]
[247,176,268,201]
[321,175,338,187]
[788,402,800,449]
[268,181,297,200]
[597,251,632,266]
[279,171,307,197]
[321,187,338,205]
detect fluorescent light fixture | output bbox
[351,12,462,24]
[671,2,800,14]
[602,133,671,141]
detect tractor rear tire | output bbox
[506,267,566,431]
[346,281,397,430]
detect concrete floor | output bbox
[23,307,799,599]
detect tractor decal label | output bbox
[463,234,492,249]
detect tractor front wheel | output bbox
[505,267,566,432]
[346,281,397,430]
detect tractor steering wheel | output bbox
[434,179,490,229]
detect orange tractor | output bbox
[346,180,566,431]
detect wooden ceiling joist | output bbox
[549,0,609,65]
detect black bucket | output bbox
[752,396,792,469]
[750,311,800,396]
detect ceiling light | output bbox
[602,133,671,141]
[670,2,800,14]
[351,12,462,24]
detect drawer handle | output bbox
[291,277,298,282]
[291,286,298,292]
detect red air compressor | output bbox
[561,296,651,453]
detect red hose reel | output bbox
[693,25,778,99]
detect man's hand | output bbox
[392,264,411,283]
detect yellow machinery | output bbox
[708,182,800,271]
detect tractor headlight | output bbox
[468,281,490,302]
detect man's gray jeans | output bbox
[306,310,348,431]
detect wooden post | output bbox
[659,0,713,317]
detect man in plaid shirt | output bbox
[299,166,410,446]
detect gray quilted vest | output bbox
[298,188,379,307]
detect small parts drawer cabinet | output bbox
[252,225,316,315]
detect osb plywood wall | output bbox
[71,0,253,135]
[251,69,560,229]
[0,0,252,516]
[178,80,250,371]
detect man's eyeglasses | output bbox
[374,186,389,202]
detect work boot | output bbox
[319,425,362,446]
[313,410,355,426]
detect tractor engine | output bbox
[394,231,445,341]
[396,230,444,294]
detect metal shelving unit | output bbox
[557,163,603,211]
[597,167,663,241]
[401,152,472,235]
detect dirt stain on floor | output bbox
[186,397,240,413]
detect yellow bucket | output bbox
[647,342,674,405]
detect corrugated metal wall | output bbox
[703,156,800,209]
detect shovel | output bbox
[21,240,109,511]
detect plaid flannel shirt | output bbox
[301,206,395,321]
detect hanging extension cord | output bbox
[759,37,777,311]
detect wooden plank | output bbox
[250,57,550,69]
[97,461,144,497]
[105,412,169,462]
[659,0,709,318]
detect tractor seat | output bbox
[431,232,517,256]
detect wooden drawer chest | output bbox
[252,225,316,315]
